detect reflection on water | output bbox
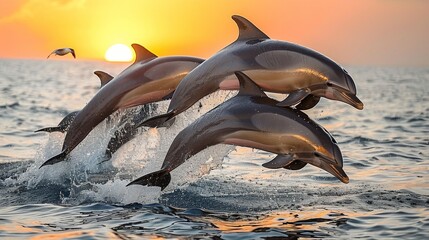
[1,203,427,239]
[0,60,428,239]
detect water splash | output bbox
[3,90,236,205]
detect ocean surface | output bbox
[0,59,427,239]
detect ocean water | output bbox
[0,59,428,239]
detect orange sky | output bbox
[0,0,428,66]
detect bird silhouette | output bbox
[47,48,76,59]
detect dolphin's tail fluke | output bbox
[138,112,175,128]
[35,126,63,133]
[126,169,171,191]
[39,150,68,168]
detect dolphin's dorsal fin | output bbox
[94,71,114,87]
[131,43,157,63]
[234,71,267,97]
[232,15,270,41]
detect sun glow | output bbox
[104,44,133,62]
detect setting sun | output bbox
[105,44,133,62]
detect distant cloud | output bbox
[0,0,26,22]
[0,0,86,23]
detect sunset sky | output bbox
[0,0,428,66]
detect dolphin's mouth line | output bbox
[313,151,335,164]
[334,88,364,110]
[315,152,349,183]
[325,163,350,184]
[312,152,349,183]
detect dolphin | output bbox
[47,48,76,58]
[128,72,349,190]
[35,71,114,133]
[141,15,363,128]
[40,44,204,167]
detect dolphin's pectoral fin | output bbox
[127,169,171,191]
[262,154,308,170]
[139,112,175,128]
[40,150,68,168]
[293,152,349,184]
[35,126,63,133]
[235,71,267,98]
[284,160,308,170]
[277,89,310,107]
[295,95,321,110]
[262,154,294,169]
[231,15,270,41]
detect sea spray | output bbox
[10,90,237,204]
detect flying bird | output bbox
[47,48,76,59]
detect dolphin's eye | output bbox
[326,82,333,87]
